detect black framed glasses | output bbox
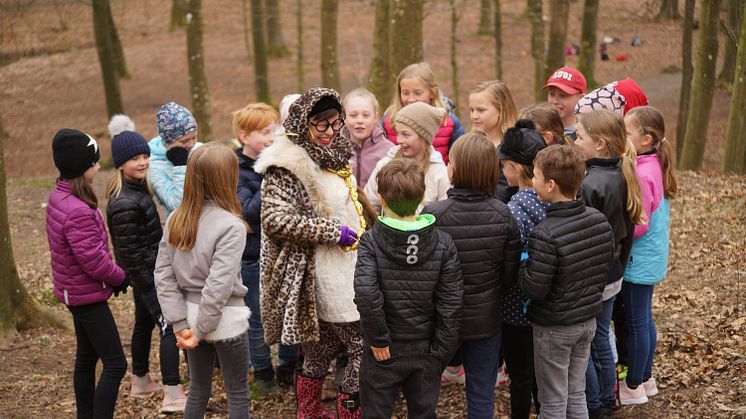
[310,118,344,132]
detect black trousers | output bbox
[68,301,127,419]
[360,343,442,419]
[502,323,540,419]
[130,288,181,385]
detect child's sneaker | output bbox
[642,377,658,397]
[130,374,160,397]
[619,380,648,405]
[160,384,187,413]
[440,366,465,386]
[495,365,509,387]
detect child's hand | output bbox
[371,346,391,361]
[175,329,199,349]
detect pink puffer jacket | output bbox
[46,180,124,306]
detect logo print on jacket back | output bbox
[406,234,419,265]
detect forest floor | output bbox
[1,0,745,418]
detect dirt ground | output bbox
[1,0,745,418]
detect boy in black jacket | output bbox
[519,145,614,419]
[354,159,463,419]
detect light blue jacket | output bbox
[148,136,203,219]
[625,154,670,285]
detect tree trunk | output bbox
[657,0,682,20]
[494,0,502,79]
[577,0,599,89]
[107,8,128,79]
[680,0,721,170]
[718,0,744,88]
[242,0,253,63]
[296,0,304,92]
[389,0,424,77]
[478,0,492,35]
[546,0,570,80]
[451,0,460,118]
[528,0,546,102]
[92,0,123,118]
[251,0,272,104]
[170,0,189,30]
[722,0,746,173]
[0,118,63,345]
[265,0,290,58]
[185,0,213,139]
[676,0,695,160]
[368,0,392,107]
[320,0,341,92]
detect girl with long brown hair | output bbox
[154,143,251,419]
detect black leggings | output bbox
[131,288,181,385]
[68,301,127,419]
[502,323,540,419]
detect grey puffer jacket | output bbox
[423,189,521,340]
[353,217,463,362]
[519,199,615,326]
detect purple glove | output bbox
[337,226,358,247]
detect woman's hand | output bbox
[175,328,199,349]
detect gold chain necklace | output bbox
[326,166,366,252]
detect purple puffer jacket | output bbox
[46,179,125,306]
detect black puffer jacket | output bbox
[353,218,463,361]
[424,189,521,340]
[580,157,635,283]
[519,199,614,326]
[236,148,262,260]
[106,178,163,313]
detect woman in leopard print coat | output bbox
[254,88,364,418]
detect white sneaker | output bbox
[619,380,649,405]
[642,377,658,397]
[440,366,465,386]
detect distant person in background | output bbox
[382,62,464,164]
[341,88,394,189]
[148,102,204,219]
[544,67,588,141]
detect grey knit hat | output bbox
[394,102,446,145]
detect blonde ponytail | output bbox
[621,140,644,225]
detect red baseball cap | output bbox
[544,67,587,95]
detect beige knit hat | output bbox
[394,102,446,145]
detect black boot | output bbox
[251,366,278,395]
[276,360,297,386]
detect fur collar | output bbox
[254,133,333,218]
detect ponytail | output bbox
[621,140,645,225]
[626,106,678,199]
[657,139,677,198]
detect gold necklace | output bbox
[326,166,366,251]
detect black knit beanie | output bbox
[111,131,150,168]
[498,119,547,165]
[52,129,100,179]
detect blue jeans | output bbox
[621,282,656,387]
[241,260,298,370]
[462,333,502,419]
[586,296,617,410]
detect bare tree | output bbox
[92,0,123,118]
[680,0,721,170]
[265,0,290,57]
[577,0,599,89]
[389,0,424,77]
[107,8,128,79]
[722,0,746,173]
[478,0,492,35]
[185,0,213,139]
[170,0,189,30]
[251,0,272,104]
[451,0,463,118]
[494,0,502,79]
[528,0,547,102]
[676,0,696,159]
[546,0,570,80]
[657,0,682,20]
[368,0,392,107]
[718,0,744,88]
[321,0,341,91]
[296,0,304,91]
[242,0,253,63]
[0,118,63,345]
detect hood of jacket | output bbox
[371,215,438,267]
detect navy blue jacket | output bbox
[236,148,262,261]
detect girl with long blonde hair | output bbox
[154,143,251,418]
[575,109,643,415]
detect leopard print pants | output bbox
[302,320,363,393]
